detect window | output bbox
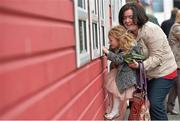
[111,0,125,26]
[99,0,107,55]
[92,23,98,49]
[74,0,90,67]
[100,0,104,19]
[74,0,109,67]
[89,0,101,59]
[91,0,98,15]
[79,20,87,53]
[78,0,85,9]
[101,26,105,46]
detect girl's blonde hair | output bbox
[176,10,180,23]
[108,25,135,53]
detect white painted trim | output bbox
[74,0,90,68]
[105,0,111,46]
[89,0,101,59]
[111,0,125,27]
[99,0,108,56]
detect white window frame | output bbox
[89,0,101,59]
[74,0,91,67]
[99,0,108,56]
[111,0,125,26]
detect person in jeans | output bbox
[118,3,177,120]
[161,7,179,115]
[168,10,180,115]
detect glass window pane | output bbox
[78,0,85,9]
[79,20,83,53]
[84,21,87,51]
[79,20,87,53]
[101,26,105,46]
[91,0,97,15]
[92,23,98,49]
[101,0,104,18]
[94,0,97,14]
[112,0,116,21]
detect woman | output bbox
[168,10,180,113]
[118,3,177,120]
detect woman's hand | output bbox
[102,46,109,54]
[128,60,139,69]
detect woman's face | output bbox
[122,9,139,34]
[108,36,119,49]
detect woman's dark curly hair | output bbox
[118,2,148,28]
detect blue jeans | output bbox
[147,77,175,120]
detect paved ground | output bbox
[168,98,180,120]
[124,97,180,120]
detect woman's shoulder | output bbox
[140,21,166,41]
[143,21,162,32]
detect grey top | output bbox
[107,46,141,93]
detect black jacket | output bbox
[161,17,175,38]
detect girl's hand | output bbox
[102,46,109,54]
[128,60,139,69]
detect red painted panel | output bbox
[0,0,74,22]
[93,102,106,120]
[0,59,106,119]
[79,89,105,120]
[53,72,105,120]
[0,49,76,113]
[0,12,74,60]
[0,0,108,120]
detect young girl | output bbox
[103,25,144,120]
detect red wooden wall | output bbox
[0,0,108,120]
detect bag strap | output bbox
[139,61,148,100]
[139,62,144,91]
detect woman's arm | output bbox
[142,26,165,71]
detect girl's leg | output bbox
[105,95,120,119]
[105,91,113,114]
